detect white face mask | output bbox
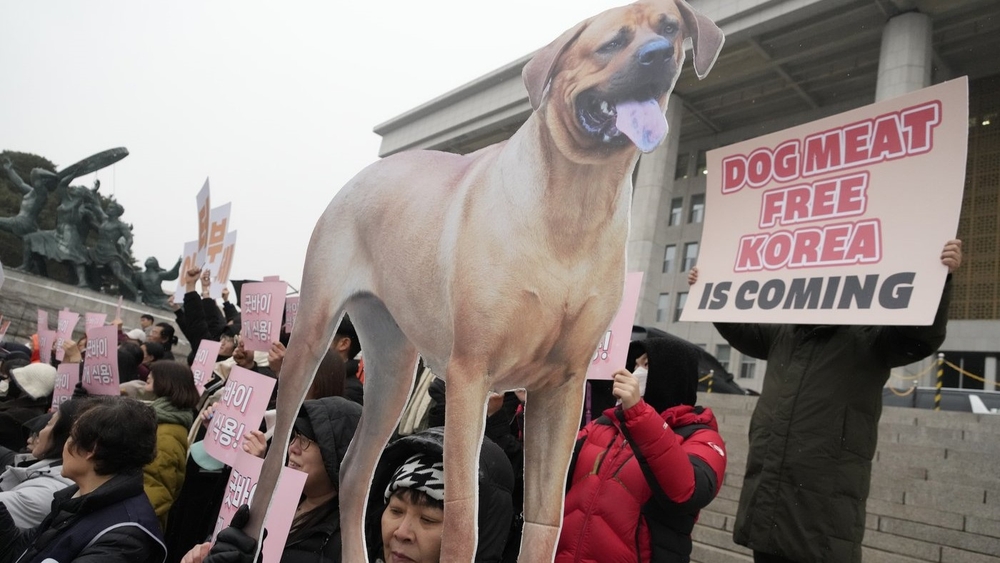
[632,366,649,397]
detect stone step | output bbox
[691,522,752,557]
[880,423,1000,454]
[875,515,1000,558]
[690,542,753,563]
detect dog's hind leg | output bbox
[339,295,419,563]
[518,371,588,562]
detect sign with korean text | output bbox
[210,230,238,300]
[212,451,307,563]
[84,312,107,331]
[192,339,222,395]
[197,179,211,267]
[52,362,79,409]
[55,310,81,362]
[176,240,200,301]
[37,309,49,333]
[37,330,56,363]
[284,296,300,333]
[586,272,643,380]
[240,281,287,352]
[206,203,232,276]
[82,325,120,395]
[203,366,276,467]
[684,78,968,325]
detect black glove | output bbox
[72,382,89,398]
[204,505,265,563]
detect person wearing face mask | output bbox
[556,337,728,563]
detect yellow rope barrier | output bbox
[887,385,917,397]
[943,360,1000,389]
[698,373,713,383]
[893,362,936,381]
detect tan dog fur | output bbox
[246,1,723,561]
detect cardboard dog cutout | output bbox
[246,1,723,561]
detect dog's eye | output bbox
[598,38,623,54]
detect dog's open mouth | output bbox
[577,88,668,153]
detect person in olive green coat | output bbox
[142,361,200,531]
[689,239,962,563]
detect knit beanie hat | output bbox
[384,453,445,503]
[629,335,702,412]
[11,363,57,399]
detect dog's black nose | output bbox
[637,39,672,66]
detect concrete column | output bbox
[985,357,997,391]
[627,94,683,324]
[875,11,932,102]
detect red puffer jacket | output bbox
[556,402,727,563]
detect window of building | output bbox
[668,198,683,226]
[688,193,705,224]
[656,293,670,322]
[696,150,708,176]
[675,153,690,180]
[662,245,676,273]
[716,344,731,372]
[739,355,756,379]
[673,292,688,322]
[683,242,699,272]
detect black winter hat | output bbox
[296,396,362,488]
[627,335,702,411]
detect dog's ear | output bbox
[676,0,724,79]
[523,20,589,111]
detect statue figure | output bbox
[135,256,182,309]
[88,201,138,297]
[21,180,106,287]
[1,158,61,237]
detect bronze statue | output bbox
[21,180,105,286]
[88,201,138,297]
[135,256,182,309]
[1,158,61,237]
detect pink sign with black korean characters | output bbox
[284,296,300,333]
[84,312,107,331]
[37,330,56,363]
[82,325,120,395]
[191,339,222,395]
[54,310,81,362]
[37,309,49,333]
[586,272,644,380]
[203,366,276,467]
[211,451,307,563]
[240,281,287,352]
[52,362,79,409]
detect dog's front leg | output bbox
[441,360,490,563]
[519,371,588,562]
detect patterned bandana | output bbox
[384,453,445,503]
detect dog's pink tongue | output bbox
[615,99,668,153]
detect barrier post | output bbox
[935,353,944,411]
[708,369,714,394]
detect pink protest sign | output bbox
[262,276,280,282]
[55,310,81,362]
[191,339,222,395]
[212,452,306,563]
[203,366,276,467]
[240,281,287,352]
[686,78,968,325]
[197,179,211,267]
[37,330,56,363]
[284,296,300,333]
[586,272,644,380]
[37,309,49,333]
[52,362,79,409]
[82,325,120,395]
[84,312,107,331]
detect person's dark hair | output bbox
[142,341,166,363]
[140,314,155,323]
[69,397,157,475]
[336,314,361,359]
[1,356,30,378]
[150,360,200,409]
[307,349,346,400]
[155,322,179,349]
[117,342,144,384]
[35,398,100,460]
[390,487,444,510]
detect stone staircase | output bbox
[691,394,1000,563]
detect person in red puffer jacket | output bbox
[556,337,727,563]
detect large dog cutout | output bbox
[247,1,723,561]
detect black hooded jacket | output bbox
[365,427,515,563]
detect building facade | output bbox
[372,0,1000,393]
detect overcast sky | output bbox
[1,0,627,292]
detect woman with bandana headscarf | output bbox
[556,337,728,563]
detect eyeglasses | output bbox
[290,431,313,452]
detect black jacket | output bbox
[0,471,166,563]
[364,427,514,563]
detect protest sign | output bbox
[82,325,120,395]
[284,296,300,333]
[37,309,49,333]
[212,451,307,563]
[197,179,211,267]
[210,230,237,300]
[55,310,81,362]
[586,272,643,380]
[240,281,287,352]
[52,362,79,409]
[685,78,968,325]
[191,339,222,395]
[37,330,56,363]
[203,366,276,467]
[84,312,107,331]
[205,203,232,278]
[176,240,200,301]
